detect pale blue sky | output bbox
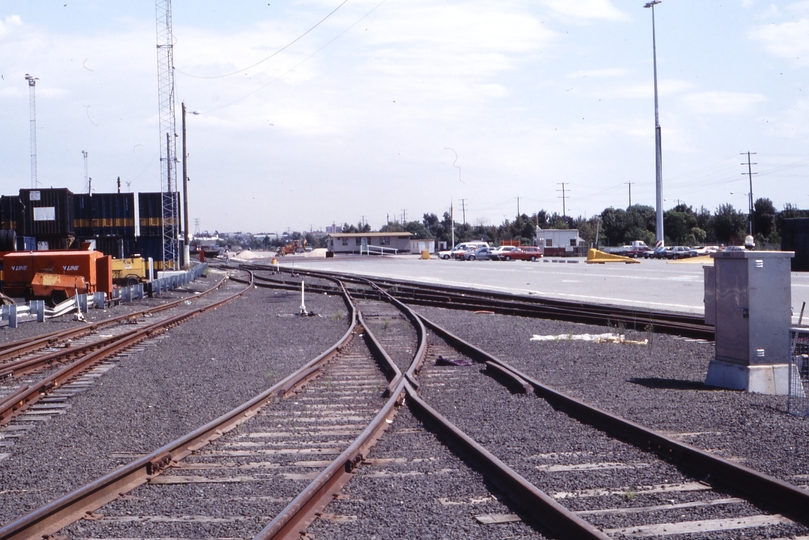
[1,1,808,233]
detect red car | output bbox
[502,246,543,261]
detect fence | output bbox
[788,328,809,416]
[0,263,208,328]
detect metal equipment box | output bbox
[711,250,793,366]
[705,250,795,394]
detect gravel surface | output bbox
[416,334,808,539]
[61,331,388,539]
[0,278,350,526]
[308,404,550,540]
[354,298,418,373]
[411,307,809,531]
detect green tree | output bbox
[753,198,775,237]
[712,204,748,244]
[664,209,697,245]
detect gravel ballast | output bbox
[0,277,350,525]
[412,306,809,487]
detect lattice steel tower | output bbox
[155,0,180,270]
[25,74,38,188]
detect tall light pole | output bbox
[645,1,664,247]
[181,102,201,268]
[25,74,38,188]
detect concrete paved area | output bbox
[248,252,809,323]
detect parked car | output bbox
[450,241,489,260]
[688,245,721,257]
[459,246,491,261]
[625,246,652,258]
[644,246,671,259]
[504,246,543,261]
[489,246,519,260]
[665,246,693,260]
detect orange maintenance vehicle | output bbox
[2,250,113,305]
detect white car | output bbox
[489,246,519,260]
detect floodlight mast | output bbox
[25,74,39,188]
[155,0,180,270]
[644,0,664,247]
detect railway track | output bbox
[1,273,806,539]
[0,270,246,430]
[241,264,713,341]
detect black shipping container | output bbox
[73,193,93,238]
[0,195,21,232]
[94,192,136,238]
[19,188,74,237]
[95,235,137,259]
[782,218,809,272]
[138,192,179,238]
[136,236,166,274]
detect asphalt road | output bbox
[271,253,809,323]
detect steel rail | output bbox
[253,281,414,540]
[416,312,809,528]
[0,273,242,426]
[362,281,610,539]
[250,265,713,340]
[256,280,610,540]
[0,328,141,379]
[403,381,610,540]
[0,273,227,364]
[0,274,356,540]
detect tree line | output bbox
[371,198,806,248]
[217,198,806,250]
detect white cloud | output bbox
[542,0,630,22]
[568,68,630,79]
[680,91,767,114]
[0,15,22,37]
[749,18,809,65]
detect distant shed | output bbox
[328,232,413,255]
[536,228,585,256]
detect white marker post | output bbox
[299,280,307,315]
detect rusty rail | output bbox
[417,312,809,528]
[0,273,240,426]
[0,274,228,364]
[0,274,357,540]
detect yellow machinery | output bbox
[111,257,148,286]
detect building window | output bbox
[356,237,363,245]
[570,238,577,247]
[380,236,390,245]
[342,238,349,246]
[545,239,553,247]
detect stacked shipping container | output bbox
[0,189,183,269]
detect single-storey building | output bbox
[536,228,585,256]
[328,232,413,255]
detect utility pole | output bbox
[625,182,633,208]
[82,150,89,193]
[516,196,521,217]
[451,198,455,247]
[645,0,664,247]
[401,210,407,223]
[460,199,467,224]
[25,74,39,188]
[741,151,757,235]
[557,183,569,218]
